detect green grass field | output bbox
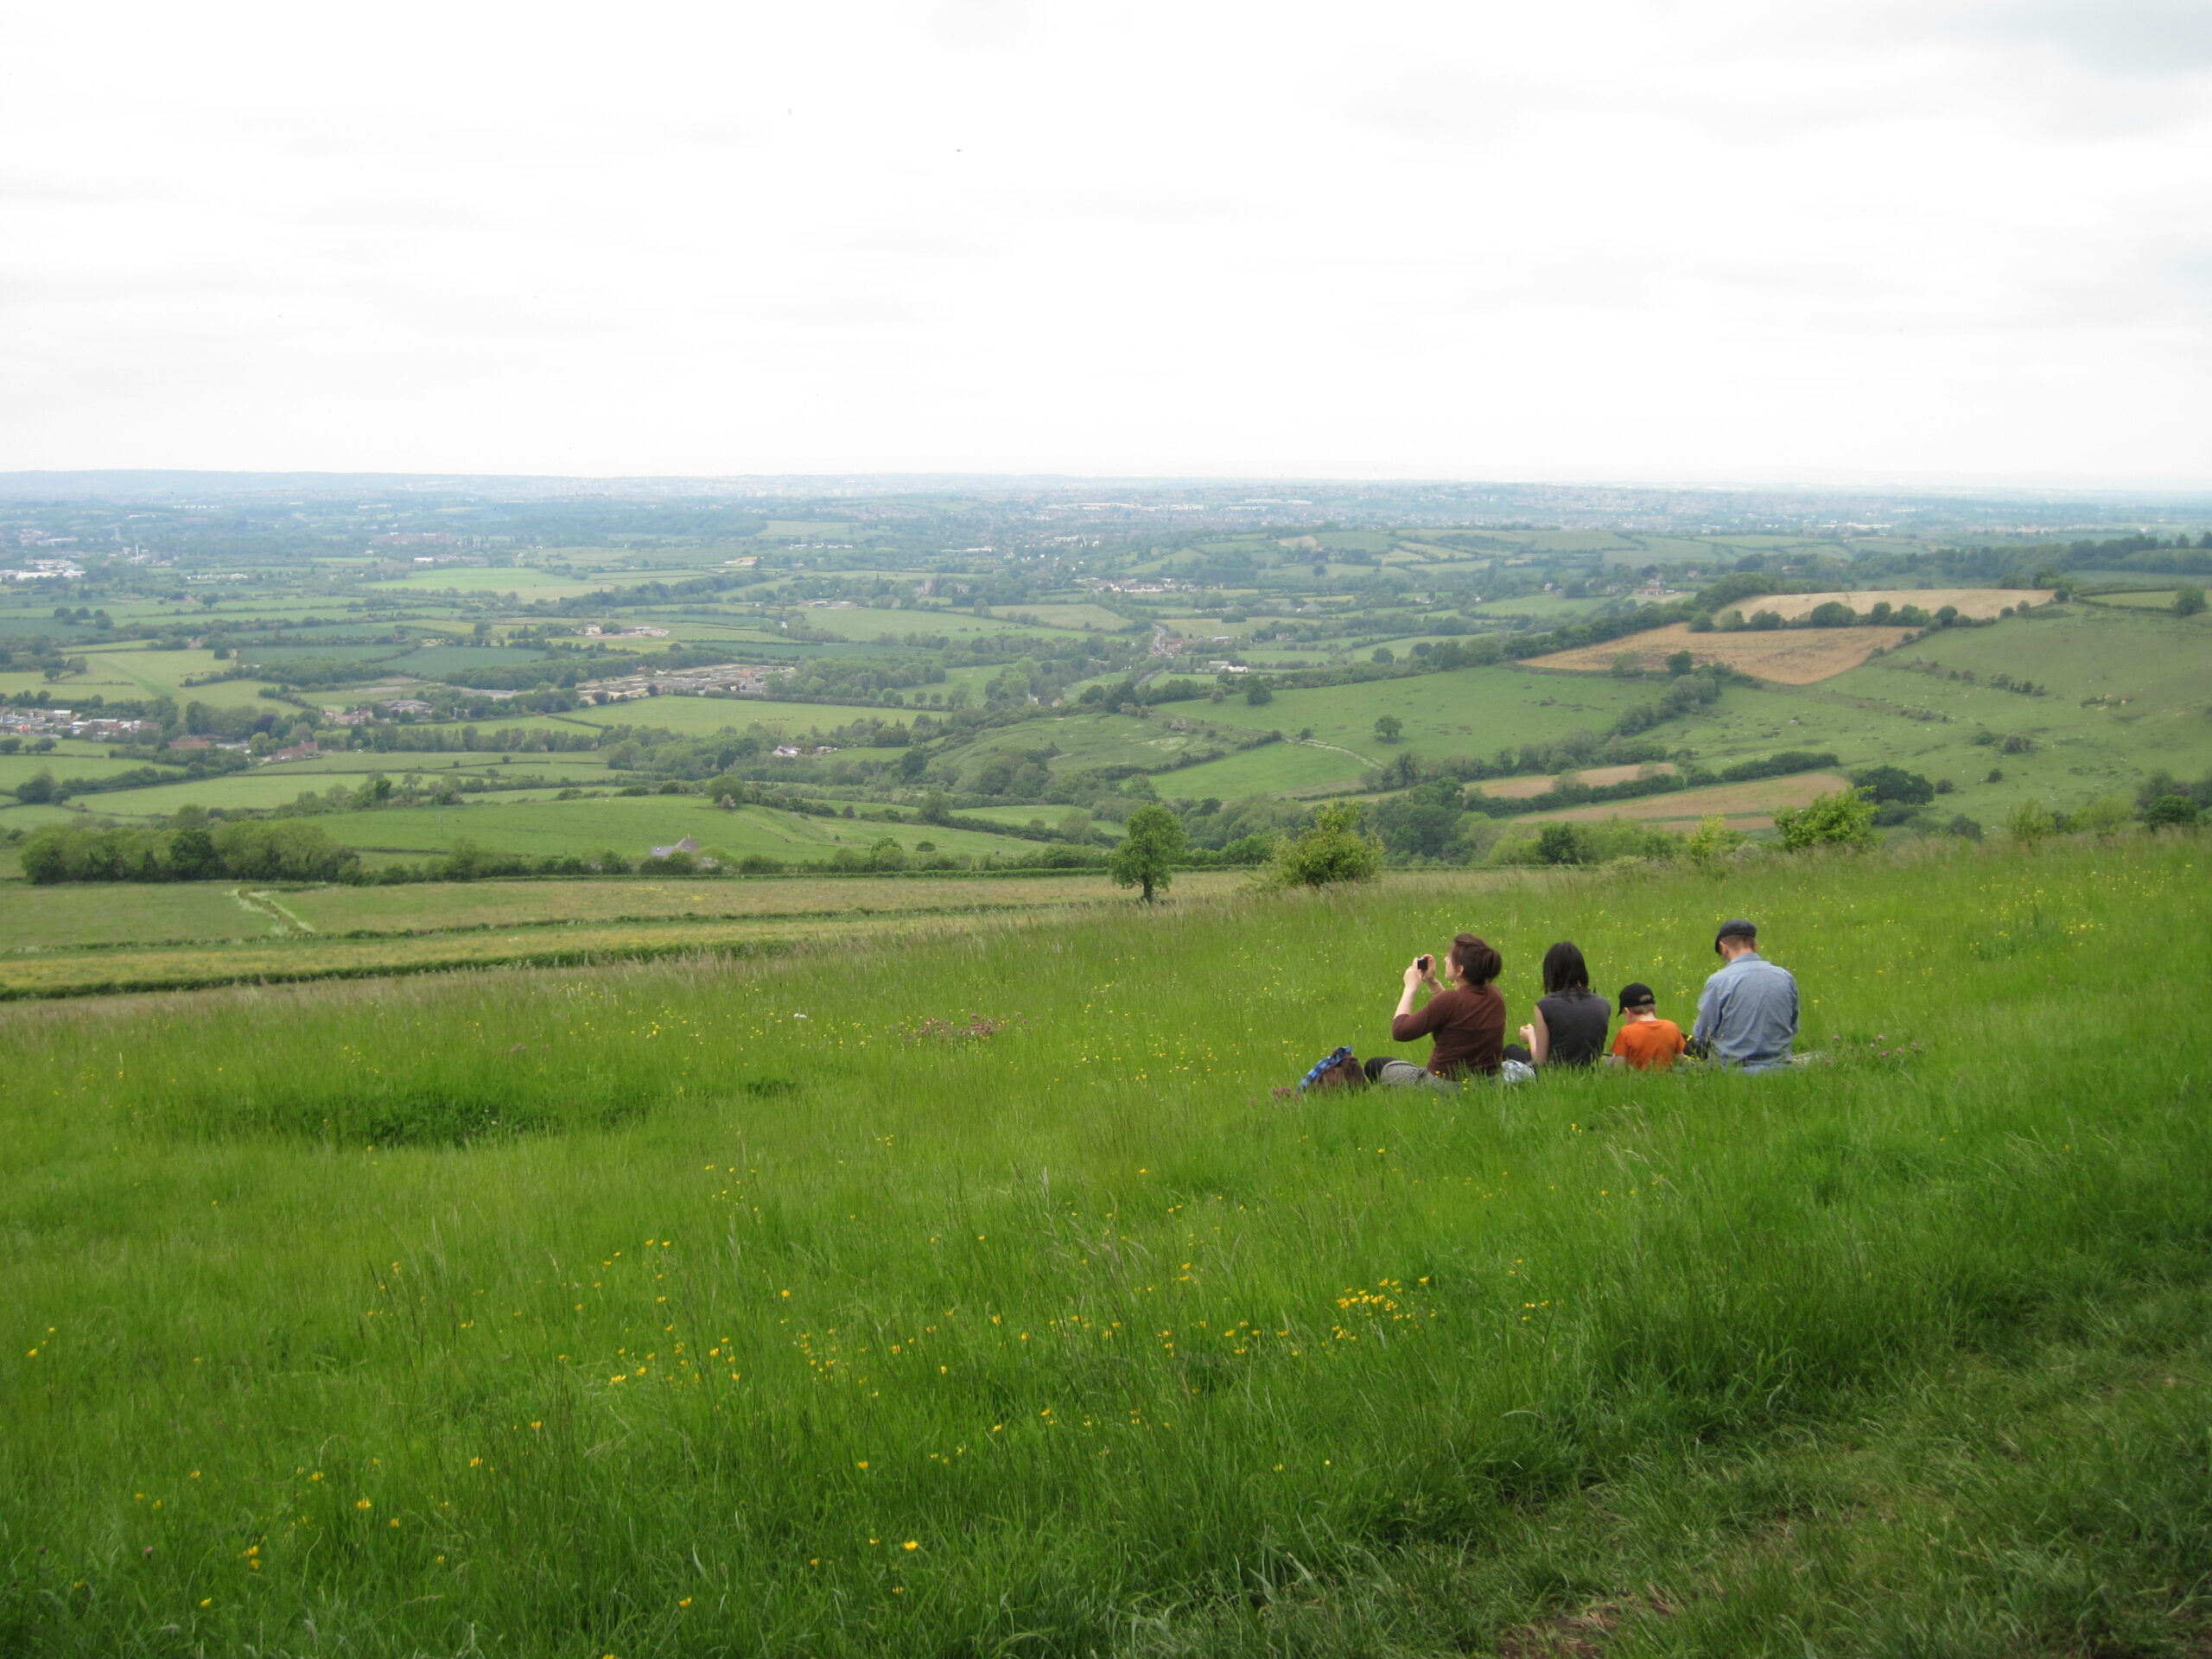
[0,871,1255,997]
[307,797,1019,861]
[1725,604,2212,820]
[5,836,2209,1655]
[1154,739,1374,798]
[1194,665,1659,760]
[559,697,897,738]
[0,882,273,950]
[2089,588,2187,608]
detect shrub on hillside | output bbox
[1850,765,1936,806]
[2175,587,2207,616]
[1684,813,1748,871]
[2069,797,2136,836]
[1773,787,1878,853]
[1491,817,1684,867]
[1261,802,1381,889]
[2006,800,2059,846]
[2145,794,2201,829]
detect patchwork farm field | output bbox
[1530,623,1913,683]
[5,838,2212,1655]
[1516,770,1854,828]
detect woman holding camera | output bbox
[1377,932,1506,1082]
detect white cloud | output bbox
[0,0,2205,482]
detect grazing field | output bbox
[558,696,898,738]
[1192,664,1660,754]
[307,798,1020,862]
[2091,588,2190,609]
[278,871,1228,936]
[0,883,274,950]
[1530,622,1913,683]
[3,838,2211,1655]
[1150,739,1374,798]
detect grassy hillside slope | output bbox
[4,836,2212,1656]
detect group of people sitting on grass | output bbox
[1320,918,1798,1089]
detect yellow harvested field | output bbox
[1479,762,1676,801]
[1750,588,2050,622]
[1529,623,1912,683]
[1521,771,1854,827]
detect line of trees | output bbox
[22,819,359,884]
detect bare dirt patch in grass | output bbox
[1530,624,1912,683]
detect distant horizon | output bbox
[3,467,2211,505]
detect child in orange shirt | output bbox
[1608,982,1686,1071]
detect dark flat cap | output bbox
[1713,918,1758,950]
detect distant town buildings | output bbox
[2,707,157,740]
[575,662,793,704]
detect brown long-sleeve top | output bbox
[1391,983,1505,1078]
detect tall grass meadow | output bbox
[3,836,2211,1656]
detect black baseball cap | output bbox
[1714,918,1758,951]
[1618,982,1656,1011]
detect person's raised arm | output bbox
[1395,960,1427,1022]
[1393,959,1446,1040]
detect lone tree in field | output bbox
[1109,804,1186,903]
[1373,714,1403,743]
[2176,587,2208,617]
[1773,787,1878,853]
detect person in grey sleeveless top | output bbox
[1510,941,1611,1067]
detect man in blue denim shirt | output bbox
[1692,918,1798,1071]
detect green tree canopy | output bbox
[1773,787,1878,853]
[1263,801,1382,888]
[1107,804,1186,903]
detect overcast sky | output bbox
[3,0,2207,484]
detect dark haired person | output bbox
[1691,918,1798,1071]
[1511,941,1610,1067]
[1374,932,1505,1083]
